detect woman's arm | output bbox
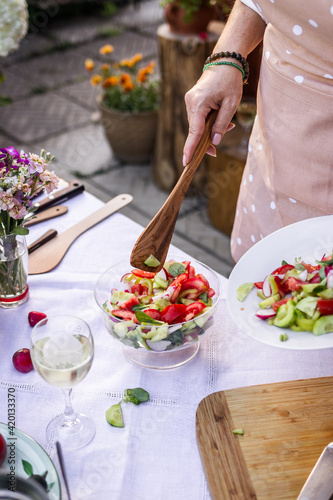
[182,0,266,166]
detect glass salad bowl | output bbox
[94,255,221,369]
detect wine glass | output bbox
[30,315,95,450]
[236,100,257,155]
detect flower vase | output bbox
[0,234,29,308]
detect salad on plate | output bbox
[237,252,333,339]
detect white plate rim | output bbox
[227,215,333,350]
[0,421,61,499]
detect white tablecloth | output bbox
[1,192,333,500]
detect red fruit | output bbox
[0,433,6,467]
[28,311,47,327]
[12,348,34,373]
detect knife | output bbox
[33,180,84,213]
[24,205,68,227]
[297,442,333,500]
[28,229,58,254]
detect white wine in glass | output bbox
[31,315,95,450]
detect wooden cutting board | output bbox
[196,377,333,500]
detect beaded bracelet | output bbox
[204,51,249,83]
[203,61,245,80]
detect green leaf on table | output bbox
[106,388,150,427]
[22,459,34,476]
[12,226,29,235]
[124,388,149,405]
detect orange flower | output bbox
[145,61,155,74]
[102,63,110,71]
[137,68,148,84]
[90,75,102,86]
[119,59,129,66]
[131,53,143,64]
[119,73,131,86]
[84,58,95,71]
[99,44,114,55]
[103,76,118,88]
[123,80,135,92]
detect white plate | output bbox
[227,215,333,350]
[0,422,61,499]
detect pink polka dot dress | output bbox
[231,0,333,262]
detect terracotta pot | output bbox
[99,102,158,164]
[164,2,214,35]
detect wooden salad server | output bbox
[24,205,68,227]
[29,194,133,274]
[130,109,218,272]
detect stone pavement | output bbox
[0,0,234,277]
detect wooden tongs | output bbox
[130,110,218,272]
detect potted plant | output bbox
[160,0,233,35]
[85,45,160,164]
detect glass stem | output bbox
[62,388,77,425]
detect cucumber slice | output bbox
[237,283,254,302]
[113,322,128,339]
[150,325,168,342]
[110,290,134,305]
[154,275,168,289]
[295,296,318,318]
[273,301,296,328]
[295,311,315,332]
[106,402,124,427]
[318,288,333,299]
[313,315,333,336]
[259,293,280,309]
[144,254,160,267]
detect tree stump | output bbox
[153,23,220,194]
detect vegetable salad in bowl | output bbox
[237,252,333,340]
[94,256,221,358]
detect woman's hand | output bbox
[182,0,266,166]
[183,65,243,166]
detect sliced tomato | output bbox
[272,297,293,312]
[160,304,187,324]
[254,281,264,289]
[177,301,206,322]
[112,309,139,323]
[143,309,162,321]
[131,269,156,279]
[283,277,308,292]
[187,265,195,279]
[196,273,210,288]
[170,283,182,303]
[207,287,215,298]
[301,262,321,273]
[271,264,294,275]
[171,273,188,286]
[317,299,333,315]
[181,277,208,294]
[131,283,146,296]
[119,296,140,310]
[182,261,190,269]
[309,273,321,283]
